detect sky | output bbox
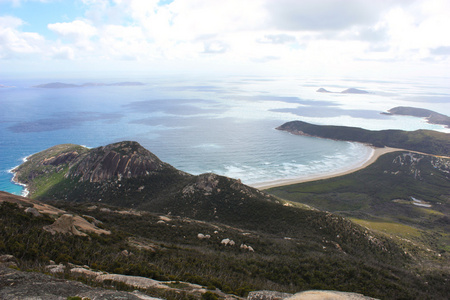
[1,0,450,79]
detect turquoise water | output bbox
[1,76,448,195]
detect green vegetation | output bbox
[2,200,449,299]
[268,151,450,255]
[386,106,450,128]
[277,120,450,156]
[6,141,450,299]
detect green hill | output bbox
[268,151,450,257]
[5,141,450,299]
[276,120,450,156]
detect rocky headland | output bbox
[383,106,450,128]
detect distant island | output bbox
[316,87,369,94]
[0,84,15,88]
[382,106,450,128]
[341,88,369,94]
[33,82,145,88]
[277,120,450,156]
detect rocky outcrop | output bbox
[248,290,293,300]
[70,141,176,182]
[0,265,153,300]
[97,274,169,290]
[42,151,79,166]
[43,213,111,236]
[286,290,377,299]
[0,191,110,236]
[247,290,377,300]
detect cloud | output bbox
[51,45,75,60]
[257,34,296,44]
[48,20,97,41]
[264,0,389,31]
[202,41,228,54]
[251,55,279,63]
[0,16,45,58]
[1,0,450,78]
[430,46,450,55]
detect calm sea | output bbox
[1,75,449,195]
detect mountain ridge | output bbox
[4,141,450,298]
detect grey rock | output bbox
[0,266,155,300]
[25,207,42,217]
[247,290,293,300]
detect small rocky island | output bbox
[383,106,450,128]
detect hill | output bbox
[6,141,450,298]
[384,106,450,128]
[276,120,450,156]
[341,88,368,94]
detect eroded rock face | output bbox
[70,141,173,183]
[43,151,79,166]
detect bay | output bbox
[1,76,448,195]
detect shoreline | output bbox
[250,147,403,190]
[8,155,30,197]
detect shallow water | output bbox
[1,76,448,195]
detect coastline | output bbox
[251,147,402,190]
[8,155,30,197]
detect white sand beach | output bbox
[251,147,403,190]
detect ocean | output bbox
[1,75,449,196]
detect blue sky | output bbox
[1,0,450,79]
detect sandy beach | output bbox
[251,147,403,190]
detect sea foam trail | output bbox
[8,155,31,197]
[250,146,402,190]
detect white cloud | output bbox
[48,19,97,40]
[51,45,75,60]
[1,0,449,77]
[0,16,45,58]
[264,0,392,31]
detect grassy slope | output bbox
[268,152,450,256]
[13,144,89,197]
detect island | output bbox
[315,87,369,94]
[383,106,450,128]
[316,87,332,93]
[341,88,369,94]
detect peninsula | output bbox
[383,106,450,128]
[276,120,450,156]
